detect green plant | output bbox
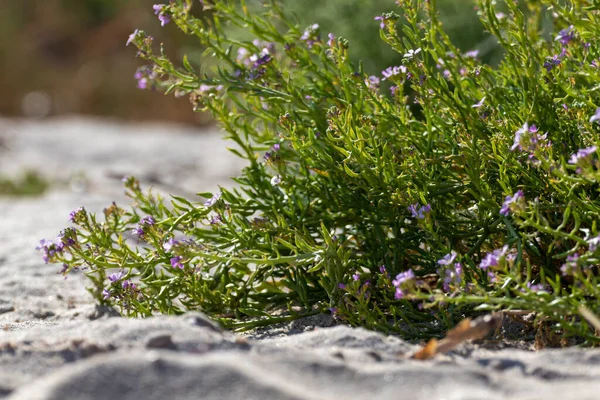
[0,170,48,196]
[40,0,600,344]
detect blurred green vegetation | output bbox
[0,0,500,123]
[0,171,48,197]
[284,0,503,74]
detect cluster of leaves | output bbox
[39,0,600,343]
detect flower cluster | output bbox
[510,123,550,157]
[69,206,87,224]
[479,246,512,283]
[408,203,431,220]
[132,216,155,238]
[134,67,157,90]
[479,245,509,270]
[236,40,275,79]
[555,25,575,46]
[103,270,139,301]
[543,54,561,71]
[153,4,171,26]
[500,190,525,216]
[568,146,597,173]
[381,65,407,81]
[36,228,78,264]
[300,24,320,49]
[264,143,281,162]
[365,75,380,90]
[437,251,463,292]
[560,254,580,276]
[392,269,415,299]
[36,239,65,264]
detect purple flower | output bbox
[560,254,579,276]
[122,280,134,290]
[140,216,155,226]
[132,216,155,238]
[163,238,179,251]
[338,282,347,290]
[170,256,184,269]
[153,4,170,26]
[479,245,509,270]
[209,214,223,225]
[439,262,463,292]
[352,274,360,281]
[204,192,221,207]
[543,55,561,71]
[365,75,380,90]
[69,206,85,223]
[568,146,596,167]
[464,50,479,58]
[555,25,575,45]
[126,30,139,46]
[300,24,320,48]
[264,143,281,161]
[327,33,336,47]
[437,251,457,266]
[392,269,415,299]
[510,123,549,155]
[392,269,415,287]
[408,203,431,220]
[157,13,170,27]
[500,190,524,216]
[250,53,272,69]
[589,108,600,124]
[381,65,406,80]
[526,281,545,292]
[236,41,275,73]
[137,77,149,90]
[198,84,223,94]
[102,289,111,300]
[108,270,125,282]
[588,235,600,252]
[510,123,531,151]
[374,15,386,29]
[389,85,399,96]
[134,67,156,90]
[379,265,387,274]
[132,227,144,237]
[36,238,64,263]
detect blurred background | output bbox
[0,0,500,125]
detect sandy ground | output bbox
[1,117,600,399]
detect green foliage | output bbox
[41,0,600,343]
[0,171,48,197]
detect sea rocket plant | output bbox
[38,0,600,343]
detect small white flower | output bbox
[270,175,282,186]
[403,48,421,59]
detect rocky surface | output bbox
[1,117,600,399]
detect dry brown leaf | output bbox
[411,313,503,360]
